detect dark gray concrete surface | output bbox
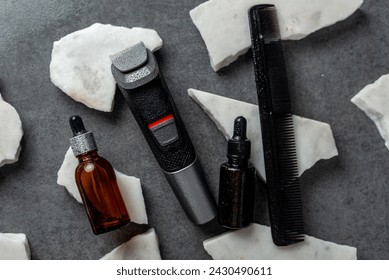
[0,0,388,259]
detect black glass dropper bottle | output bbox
[218,116,255,229]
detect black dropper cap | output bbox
[227,116,251,166]
[69,115,88,136]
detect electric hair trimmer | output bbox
[110,42,216,225]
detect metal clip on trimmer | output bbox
[110,42,217,225]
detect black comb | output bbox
[248,4,304,246]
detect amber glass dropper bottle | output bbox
[69,115,130,235]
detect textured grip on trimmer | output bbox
[120,74,196,173]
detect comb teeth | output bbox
[271,115,304,245]
[249,4,304,246]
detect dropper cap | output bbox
[69,115,97,157]
[227,116,251,165]
[70,115,87,136]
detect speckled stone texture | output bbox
[0,0,387,259]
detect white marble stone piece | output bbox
[0,93,23,167]
[351,74,389,150]
[101,229,161,260]
[57,147,148,224]
[0,233,31,260]
[50,23,163,112]
[203,223,357,260]
[188,88,338,180]
[190,0,363,71]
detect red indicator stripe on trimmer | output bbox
[148,114,174,129]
